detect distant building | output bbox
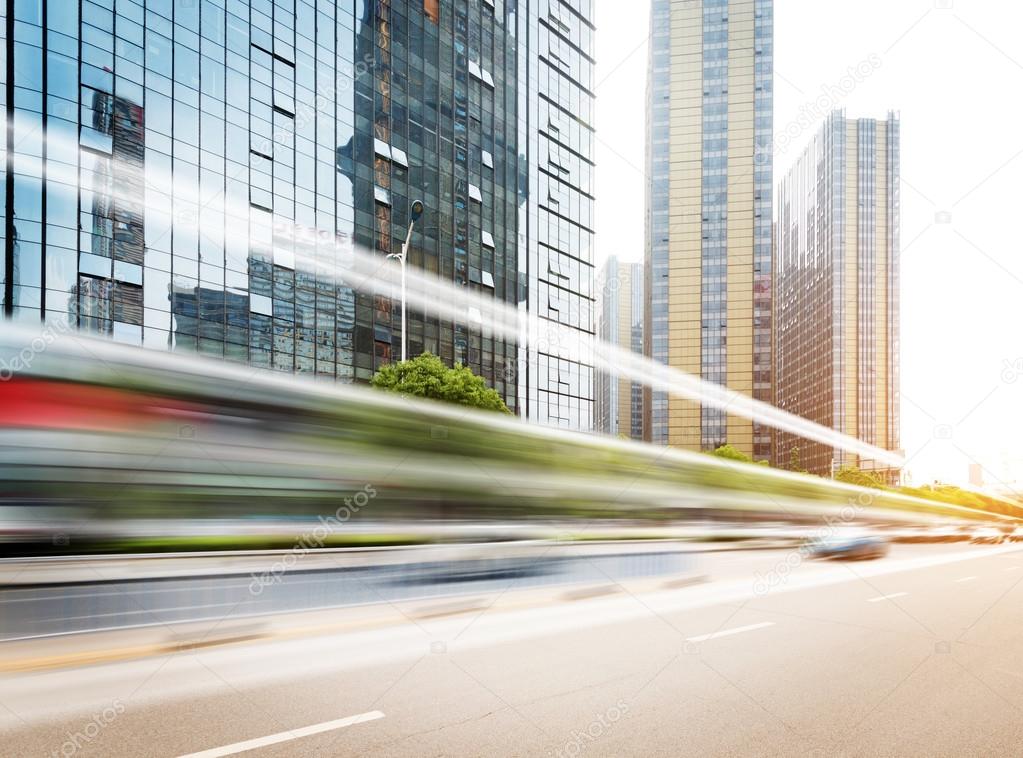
[596,257,643,440]
[643,0,774,459]
[774,110,901,481]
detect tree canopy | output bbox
[709,444,769,466]
[371,352,511,413]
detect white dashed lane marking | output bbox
[176,711,385,758]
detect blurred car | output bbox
[806,533,889,561]
[971,527,1006,544]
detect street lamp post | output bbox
[388,200,424,363]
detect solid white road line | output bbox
[1005,566,1021,572]
[866,592,909,603]
[955,576,978,583]
[176,710,385,758]
[685,622,775,643]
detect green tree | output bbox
[834,464,886,490]
[788,445,809,475]
[371,353,511,413]
[710,444,769,466]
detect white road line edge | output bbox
[1005,566,1021,572]
[955,576,978,583]
[866,592,909,603]
[685,621,775,643]
[175,710,385,758]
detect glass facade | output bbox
[751,0,772,459]
[644,0,773,458]
[1,0,595,426]
[700,0,728,447]
[595,255,642,440]
[774,110,900,480]
[644,0,670,444]
[516,0,595,429]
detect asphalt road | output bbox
[4,542,1023,757]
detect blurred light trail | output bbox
[0,323,1009,548]
[329,242,905,467]
[17,134,903,468]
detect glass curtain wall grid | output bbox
[2,0,595,427]
[643,0,773,460]
[773,110,900,481]
[595,255,643,440]
[516,0,596,430]
[643,0,670,444]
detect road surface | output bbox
[3,542,1023,756]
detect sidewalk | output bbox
[0,569,708,673]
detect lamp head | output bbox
[410,199,425,223]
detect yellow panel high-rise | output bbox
[644,0,773,460]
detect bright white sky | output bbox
[593,0,1023,491]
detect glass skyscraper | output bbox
[643,0,773,458]
[516,0,596,428]
[1,0,594,427]
[595,255,642,440]
[774,110,901,480]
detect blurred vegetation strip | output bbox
[707,443,1022,519]
[2,324,1021,562]
[1,534,434,558]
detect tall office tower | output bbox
[1,0,594,426]
[643,0,773,458]
[595,256,643,439]
[774,111,901,480]
[516,0,597,429]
